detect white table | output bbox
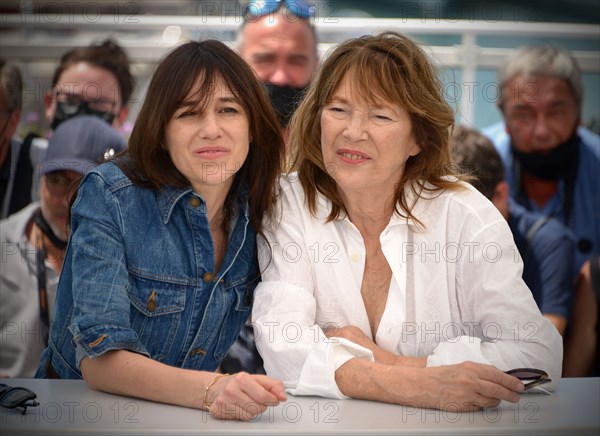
[1,378,598,435]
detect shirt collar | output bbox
[315,180,437,229]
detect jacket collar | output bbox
[155,183,250,225]
[156,185,194,224]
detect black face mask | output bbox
[51,101,115,131]
[265,83,307,127]
[511,132,580,181]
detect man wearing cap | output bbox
[0,115,126,377]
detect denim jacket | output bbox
[36,162,258,379]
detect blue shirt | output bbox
[483,123,600,271]
[36,162,258,379]
[509,200,575,319]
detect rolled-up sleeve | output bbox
[67,173,149,368]
[254,280,374,398]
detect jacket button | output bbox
[146,290,157,312]
[191,348,206,356]
[203,272,213,282]
[189,197,200,208]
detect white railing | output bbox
[1,14,598,126]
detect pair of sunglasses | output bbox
[505,368,551,391]
[244,0,315,20]
[0,384,40,415]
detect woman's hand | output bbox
[335,357,523,412]
[417,362,525,411]
[206,372,287,421]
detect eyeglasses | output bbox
[505,368,551,391]
[244,0,316,20]
[54,91,118,114]
[0,384,40,415]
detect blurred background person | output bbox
[1,115,126,378]
[483,45,599,274]
[483,45,600,376]
[237,0,319,142]
[0,59,23,219]
[10,39,134,216]
[450,124,575,335]
[564,257,600,376]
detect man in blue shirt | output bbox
[483,45,600,375]
[451,125,575,335]
[482,45,599,273]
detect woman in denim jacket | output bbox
[36,40,286,420]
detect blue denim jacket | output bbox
[36,162,258,378]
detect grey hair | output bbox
[497,45,583,108]
[0,59,23,113]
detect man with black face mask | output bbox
[7,39,133,216]
[484,45,600,376]
[219,1,319,375]
[237,0,319,146]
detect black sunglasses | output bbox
[505,368,551,391]
[0,384,40,415]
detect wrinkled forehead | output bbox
[503,74,577,106]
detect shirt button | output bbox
[189,197,201,208]
[351,253,359,262]
[191,348,206,356]
[203,272,214,282]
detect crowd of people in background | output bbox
[1,0,598,422]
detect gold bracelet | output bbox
[202,373,230,411]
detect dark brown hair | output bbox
[289,31,459,224]
[450,125,504,200]
[1,58,23,113]
[52,39,134,106]
[121,39,284,235]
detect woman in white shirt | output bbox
[252,31,562,411]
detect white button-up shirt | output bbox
[253,175,563,398]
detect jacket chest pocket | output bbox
[127,275,187,362]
